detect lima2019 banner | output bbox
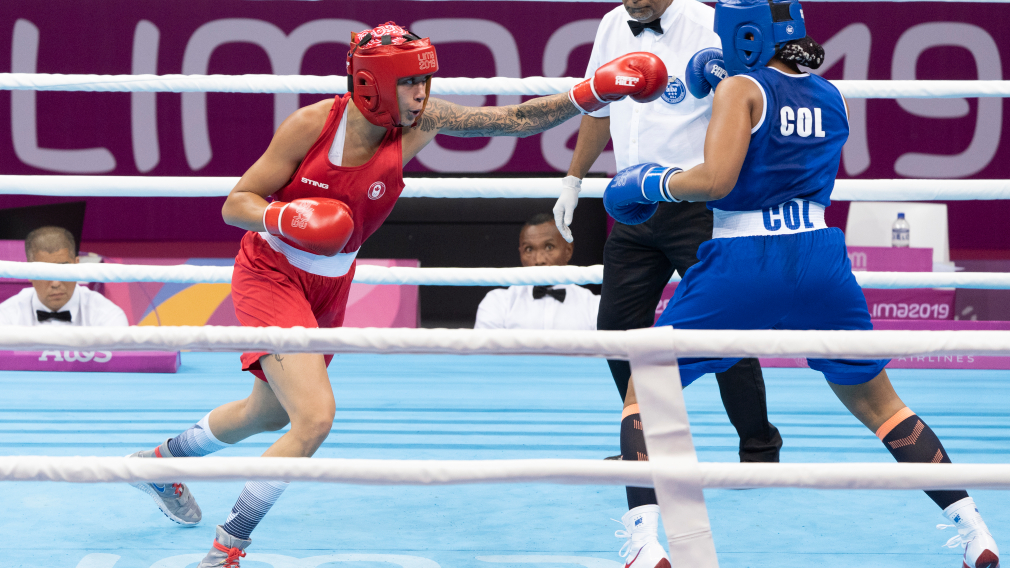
[1,1,1009,244]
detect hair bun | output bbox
[778,36,825,70]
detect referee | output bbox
[554,0,781,564]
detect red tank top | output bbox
[273,94,403,254]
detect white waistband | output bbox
[712,199,827,239]
[259,232,357,277]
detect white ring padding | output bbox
[833,80,1010,98]
[5,260,1010,289]
[0,74,578,96]
[851,271,1010,289]
[3,74,1010,97]
[0,326,633,358]
[0,457,652,485]
[3,176,1010,200]
[0,175,610,198]
[833,179,1010,201]
[0,74,345,94]
[0,260,232,283]
[4,457,1010,490]
[4,326,1010,360]
[0,261,606,286]
[0,175,239,197]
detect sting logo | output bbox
[302,177,329,189]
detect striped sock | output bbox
[221,480,290,540]
[166,413,230,457]
[621,404,658,509]
[876,406,969,510]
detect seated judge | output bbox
[475,213,600,330]
[0,226,128,327]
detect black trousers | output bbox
[598,201,782,462]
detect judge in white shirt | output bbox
[0,226,128,327]
[475,213,600,330]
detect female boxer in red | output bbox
[126,22,668,567]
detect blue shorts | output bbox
[655,227,889,386]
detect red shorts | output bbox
[232,232,355,381]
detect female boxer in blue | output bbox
[603,1,999,567]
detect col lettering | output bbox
[762,200,816,231]
[779,106,826,138]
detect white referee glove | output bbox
[553,175,582,243]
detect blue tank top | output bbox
[707,67,848,212]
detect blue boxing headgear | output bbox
[715,0,806,76]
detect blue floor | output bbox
[1,353,1008,568]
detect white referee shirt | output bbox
[587,0,720,170]
[474,284,600,330]
[0,285,129,327]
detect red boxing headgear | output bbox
[347,22,439,128]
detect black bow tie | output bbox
[37,310,72,323]
[532,286,566,303]
[628,19,663,37]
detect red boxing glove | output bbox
[569,52,669,114]
[263,198,354,257]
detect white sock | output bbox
[166,412,231,457]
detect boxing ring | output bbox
[3,64,1010,568]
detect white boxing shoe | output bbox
[197,525,251,568]
[941,497,1000,568]
[615,505,671,568]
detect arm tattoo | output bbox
[273,354,284,370]
[418,93,581,138]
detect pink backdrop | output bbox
[102,258,420,328]
[2,2,1010,249]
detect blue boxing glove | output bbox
[685,48,728,99]
[604,163,683,225]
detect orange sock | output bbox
[621,404,657,509]
[877,407,968,509]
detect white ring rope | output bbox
[4,326,1010,360]
[2,260,1008,289]
[4,457,1010,490]
[0,261,607,286]
[0,74,575,96]
[3,176,1010,200]
[2,74,1010,98]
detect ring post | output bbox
[626,327,719,568]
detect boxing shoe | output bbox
[127,440,202,525]
[615,505,671,568]
[940,497,1000,568]
[197,525,251,568]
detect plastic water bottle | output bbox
[891,213,910,247]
